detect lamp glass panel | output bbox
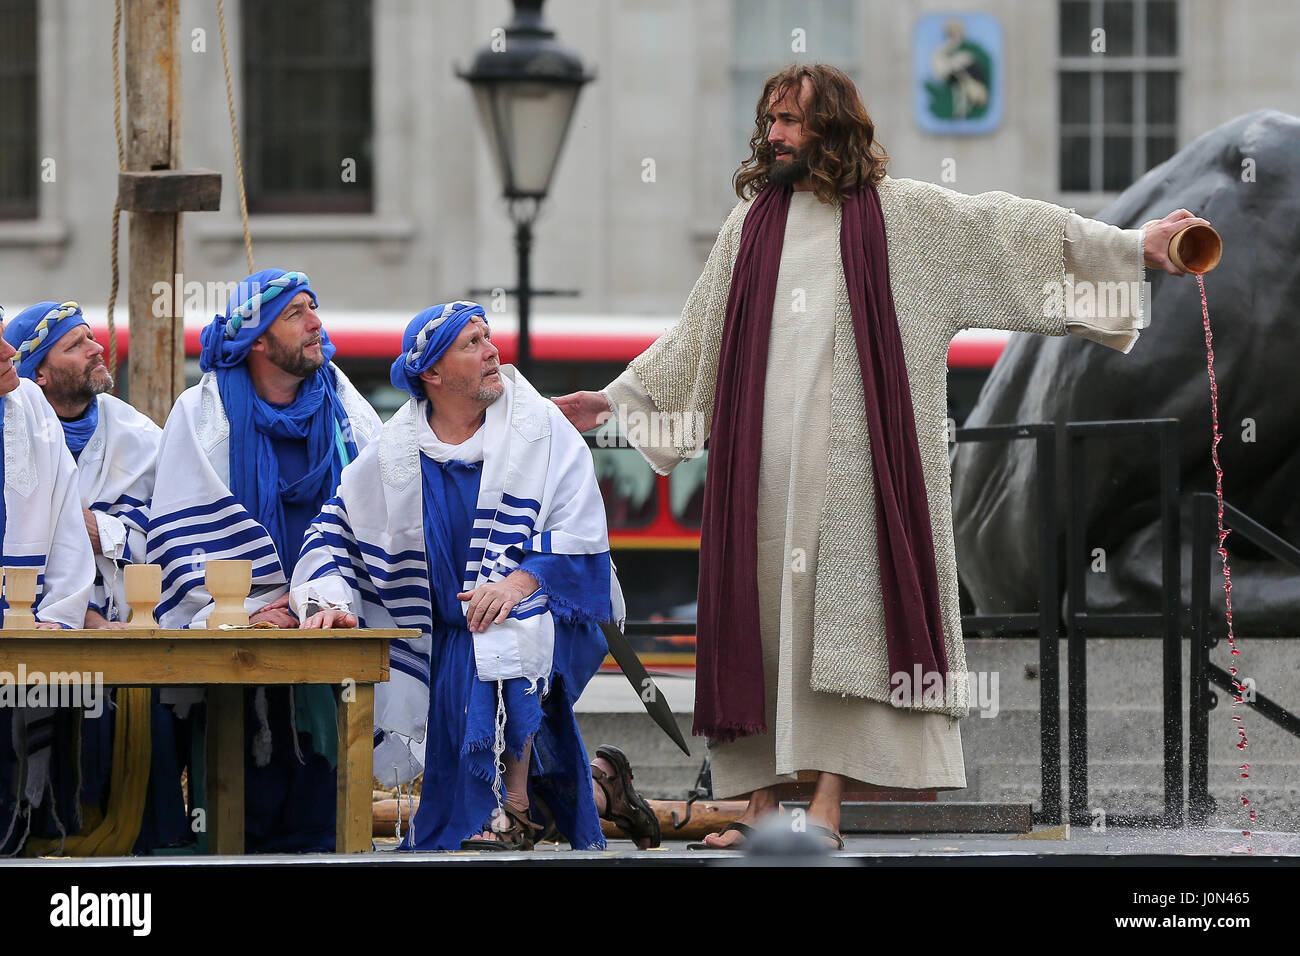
[495,82,582,196]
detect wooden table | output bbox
[0,626,414,855]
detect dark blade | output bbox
[599,620,691,756]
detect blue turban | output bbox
[388,301,486,398]
[2,301,89,380]
[199,268,324,372]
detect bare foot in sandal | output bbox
[694,787,781,849]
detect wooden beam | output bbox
[0,637,390,684]
[124,0,186,426]
[337,682,375,852]
[118,169,221,212]
[206,685,244,854]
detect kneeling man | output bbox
[293,302,657,850]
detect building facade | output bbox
[0,0,1296,354]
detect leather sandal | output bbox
[810,824,845,851]
[686,820,753,851]
[592,744,661,849]
[458,804,544,852]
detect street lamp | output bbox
[458,0,593,378]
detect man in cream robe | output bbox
[555,65,1209,847]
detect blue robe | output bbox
[242,435,336,853]
[404,455,608,850]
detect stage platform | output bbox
[6,827,1299,867]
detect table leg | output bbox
[336,681,374,853]
[207,686,245,854]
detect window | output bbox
[731,0,858,166]
[242,0,374,213]
[1058,0,1179,193]
[0,0,38,220]
[593,446,658,530]
[670,453,709,529]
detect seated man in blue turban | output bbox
[3,300,187,853]
[292,301,660,851]
[145,270,381,852]
[0,304,95,854]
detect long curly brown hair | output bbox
[734,64,889,204]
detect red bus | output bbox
[86,309,1008,661]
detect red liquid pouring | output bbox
[1200,274,1252,852]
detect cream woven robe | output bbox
[605,177,1147,796]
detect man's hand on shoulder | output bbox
[1141,209,1213,275]
[553,391,613,434]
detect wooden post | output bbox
[123,0,186,426]
[206,685,245,854]
[336,682,375,852]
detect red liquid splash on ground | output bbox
[1200,275,1253,852]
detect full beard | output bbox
[47,363,113,408]
[266,336,325,380]
[767,152,812,187]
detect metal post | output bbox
[1036,426,1062,825]
[514,218,533,379]
[1066,433,1088,826]
[1188,492,1215,825]
[1159,420,1183,827]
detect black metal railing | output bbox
[954,423,1061,825]
[1188,492,1300,825]
[1064,419,1182,828]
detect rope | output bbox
[217,0,255,273]
[105,0,124,380]
[490,675,507,825]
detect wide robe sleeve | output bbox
[603,199,752,475]
[921,180,1147,350]
[146,388,287,627]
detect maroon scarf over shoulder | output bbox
[693,183,950,742]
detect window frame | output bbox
[0,0,39,221]
[729,0,861,170]
[240,0,375,215]
[1057,0,1183,198]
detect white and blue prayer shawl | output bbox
[290,366,624,790]
[0,380,95,855]
[147,365,380,631]
[73,395,160,620]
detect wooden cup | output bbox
[2,566,39,629]
[1168,223,1222,275]
[123,563,162,629]
[204,559,252,628]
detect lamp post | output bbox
[458,0,593,378]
